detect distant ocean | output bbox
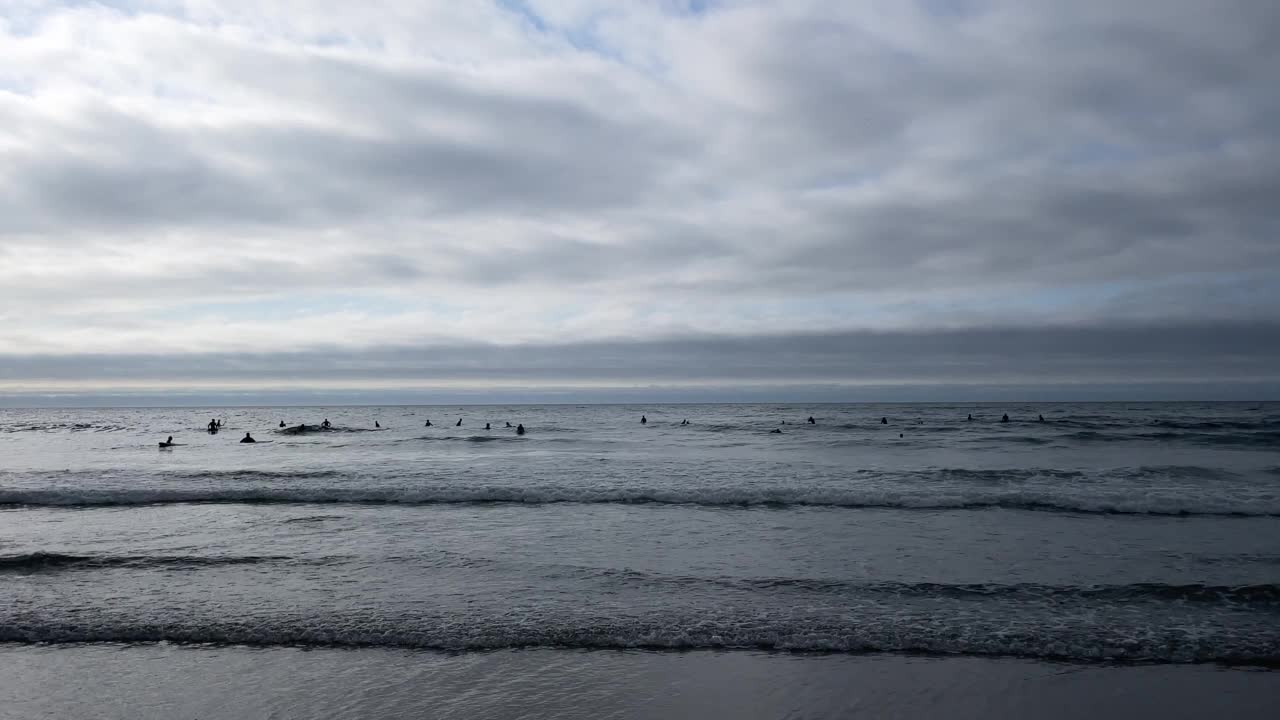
[2,402,1278,718]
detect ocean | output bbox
[1,402,1277,718]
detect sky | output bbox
[1,0,1278,404]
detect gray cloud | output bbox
[0,0,1277,387]
[3,323,1278,387]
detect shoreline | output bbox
[3,644,1275,719]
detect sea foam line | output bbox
[1,486,1277,516]
[1,617,1276,666]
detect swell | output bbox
[0,552,297,572]
[1,486,1276,516]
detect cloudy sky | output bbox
[1,0,1277,403]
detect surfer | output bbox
[207,419,217,432]
[770,428,782,434]
[1001,414,1009,423]
[808,416,815,424]
[505,422,512,428]
[641,415,647,424]
[240,432,256,443]
[516,424,525,435]
[967,414,972,421]
[681,419,689,425]
[881,417,887,425]
[1038,414,1045,423]
[279,421,285,428]
[322,419,331,429]
[425,420,432,427]
[485,422,491,430]
[456,418,462,427]
[159,436,175,448]
[375,421,380,428]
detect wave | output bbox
[0,469,351,484]
[592,572,1280,604]
[1152,419,1280,430]
[1,614,1274,665]
[0,422,130,433]
[274,426,381,435]
[986,435,1053,445]
[0,552,295,572]
[414,435,524,443]
[178,469,349,481]
[280,514,347,524]
[2,485,1276,516]
[1,464,1233,484]
[1061,429,1280,448]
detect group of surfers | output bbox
[161,416,527,447]
[163,411,1049,447]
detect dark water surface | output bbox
[2,402,1278,716]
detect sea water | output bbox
[1,402,1277,717]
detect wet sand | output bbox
[2,645,1275,719]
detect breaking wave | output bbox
[0,552,296,572]
[1,484,1276,516]
[1,612,1274,665]
[591,572,1280,605]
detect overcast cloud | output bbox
[1,1,1277,400]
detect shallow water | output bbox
[1,402,1277,714]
